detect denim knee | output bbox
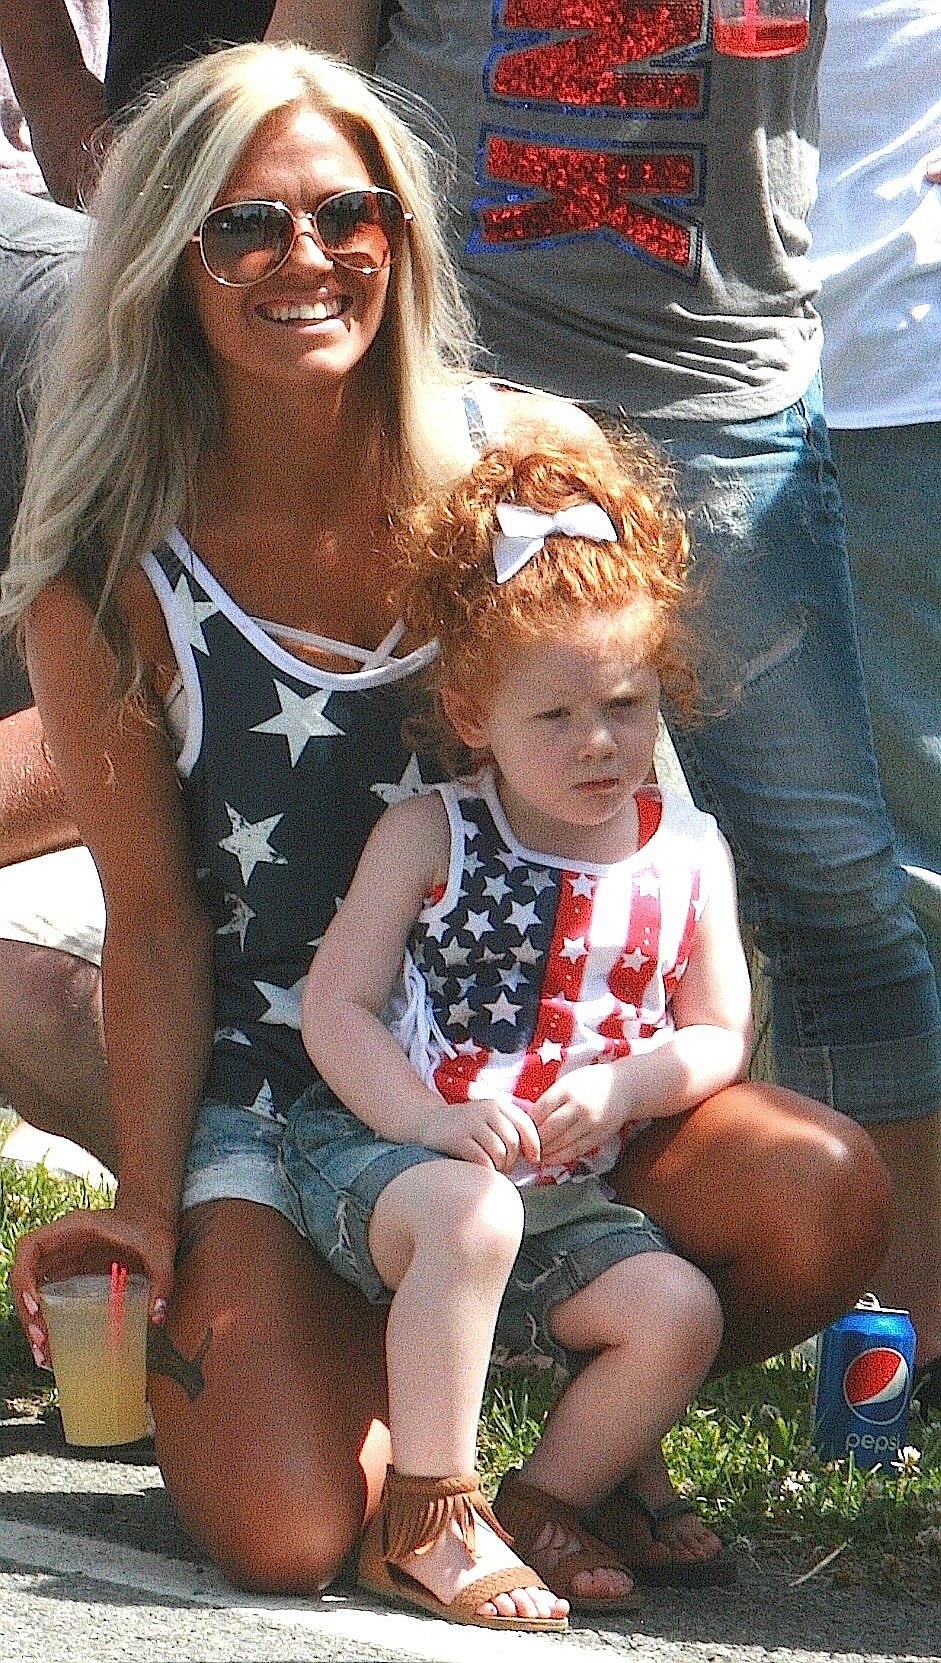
[642,382,941,1121]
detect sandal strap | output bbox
[592,1480,697,1536]
[380,1468,512,1566]
[646,1495,698,1532]
[444,1563,554,1619]
[493,1469,629,1593]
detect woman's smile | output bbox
[256,292,350,326]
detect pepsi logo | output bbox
[842,1347,910,1424]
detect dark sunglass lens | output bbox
[201,202,292,282]
[315,190,403,272]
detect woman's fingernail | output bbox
[150,1298,167,1323]
[22,1292,40,1316]
[31,1342,47,1367]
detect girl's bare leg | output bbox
[367,1160,568,1624]
[516,1252,723,1598]
[614,1081,895,1372]
[148,1199,391,1593]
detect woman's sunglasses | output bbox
[191,187,412,285]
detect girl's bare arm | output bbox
[303,792,540,1168]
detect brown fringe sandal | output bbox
[357,1467,569,1632]
[493,1468,642,1614]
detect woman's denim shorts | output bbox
[180,1100,294,1220]
[280,1079,675,1374]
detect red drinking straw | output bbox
[108,1260,127,1349]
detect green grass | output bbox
[0,1142,115,1405]
[2,1145,941,1601]
[478,1359,941,1601]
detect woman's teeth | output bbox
[263,299,343,322]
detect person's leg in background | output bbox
[642,379,941,1370]
[828,423,940,988]
[0,846,110,1166]
[827,420,941,1397]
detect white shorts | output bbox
[0,847,105,964]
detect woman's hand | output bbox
[10,1203,177,1367]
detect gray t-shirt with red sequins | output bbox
[379,0,824,421]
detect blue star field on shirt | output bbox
[386,769,720,1186]
[141,529,437,1122]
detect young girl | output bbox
[281,434,752,1629]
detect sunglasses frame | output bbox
[191,186,412,285]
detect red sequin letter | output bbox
[475,132,697,272]
[491,1,706,113]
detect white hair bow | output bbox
[492,500,618,583]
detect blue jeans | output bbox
[829,423,941,992]
[0,188,88,714]
[180,1100,293,1220]
[642,379,941,1123]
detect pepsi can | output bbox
[813,1295,916,1470]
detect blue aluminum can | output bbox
[813,1295,917,1469]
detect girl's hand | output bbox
[421,1096,541,1173]
[530,1065,625,1168]
[10,1204,178,1367]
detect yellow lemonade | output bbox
[39,1273,150,1446]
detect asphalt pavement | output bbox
[0,1411,938,1663]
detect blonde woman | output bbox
[3,41,892,1597]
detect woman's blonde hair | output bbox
[392,433,703,769]
[0,41,476,685]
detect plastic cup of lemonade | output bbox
[711,0,810,57]
[39,1272,150,1446]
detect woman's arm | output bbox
[11,574,213,1327]
[264,1,379,70]
[303,792,541,1168]
[532,832,754,1165]
[0,704,79,864]
[0,0,107,205]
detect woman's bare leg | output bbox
[614,1081,896,1373]
[148,1199,390,1593]
[0,940,112,1167]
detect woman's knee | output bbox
[0,939,101,1043]
[209,1482,362,1593]
[152,1199,390,1592]
[152,1356,386,1593]
[620,1080,894,1269]
[159,1437,364,1592]
[737,1084,896,1284]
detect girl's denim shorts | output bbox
[280,1078,675,1374]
